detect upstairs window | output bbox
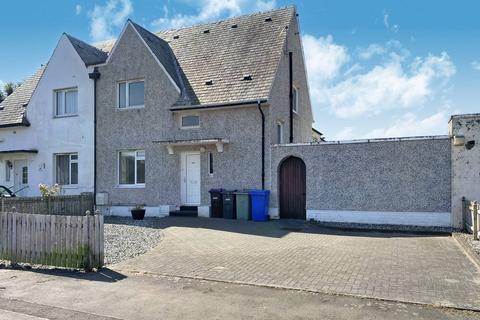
[55,88,78,116]
[181,115,200,128]
[118,80,144,108]
[276,122,284,144]
[292,87,299,113]
[55,153,78,185]
[119,150,145,186]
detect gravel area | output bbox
[104,216,165,265]
[454,232,480,256]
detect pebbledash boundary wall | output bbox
[269,113,480,230]
[269,136,452,228]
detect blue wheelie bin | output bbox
[250,190,270,222]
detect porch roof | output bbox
[152,138,229,155]
[0,149,38,154]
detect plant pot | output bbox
[131,209,146,220]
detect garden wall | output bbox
[269,136,452,227]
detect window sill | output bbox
[54,114,78,119]
[180,126,200,130]
[117,105,145,111]
[116,184,146,189]
[58,185,79,189]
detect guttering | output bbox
[0,123,30,128]
[88,67,101,207]
[289,51,293,143]
[170,99,268,112]
[257,101,266,189]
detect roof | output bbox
[0,149,38,154]
[127,21,182,92]
[0,66,46,128]
[96,7,295,107]
[64,33,108,66]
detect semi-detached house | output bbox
[0,33,107,196]
[93,7,314,216]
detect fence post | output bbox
[473,201,478,241]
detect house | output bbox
[93,7,314,216]
[0,33,107,196]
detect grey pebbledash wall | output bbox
[270,137,452,213]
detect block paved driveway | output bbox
[112,217,480,310]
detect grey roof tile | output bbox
[65,33,108,66]
[0,66,46,127]
[96,7,295,107]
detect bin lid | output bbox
[235,189,253,195]
[221,189,238,194]
[249,189,270,195]
[209,188,224,193]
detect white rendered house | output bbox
[0,33,106,196]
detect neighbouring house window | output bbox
[292,87,299,113]
[181,115,200,128]
[208,152,214,175]
[55,153,78,185]
[118,80,145,108]
[277,122,284,144]
[55,88,78,116]
[119,150,145,185]
[5,161,11,182]
[22,166,28,184]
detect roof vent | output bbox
[243,74,252,81]
[231,24,238,28]
[203,29,210,34]
[205,80,214,85]
[173,35,180,39]
[264,17,272,22]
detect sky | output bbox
[0,0,479,140]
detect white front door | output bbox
[181,152,201,205]
[14,160,29,196]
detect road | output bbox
[0,268,479,320]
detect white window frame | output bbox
[117,80,145,109]
[292,86,299,114]
[180,114,200,129]
[55,153,78,186]
[117,150,145,187]
[276,121,284,144]
[54,87,78,117]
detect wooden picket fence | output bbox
[0,193,94,216]
[0,212,103,270]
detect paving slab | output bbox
[112,217,480,310]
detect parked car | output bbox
[0,186,16,198]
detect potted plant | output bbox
[131,204,146,220]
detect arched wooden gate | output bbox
[279,156,306,219]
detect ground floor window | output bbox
[118,150,145,186]
[208,152,214,175]
[55,153,78,185]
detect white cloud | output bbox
[472,61,480,71]
[358,44,386,60]
[75,4,82,15]
[151,0,276,29]
[89,0,133,42]
[364,112,448,138]
[320,52,455,118]
[302,34,349,106]
[331,127,355,140]
[382,10,399,33]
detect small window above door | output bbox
[180,115,200,129]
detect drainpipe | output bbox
[257,101,265,189]
[88,67,100,207]
[289,51,294,143]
